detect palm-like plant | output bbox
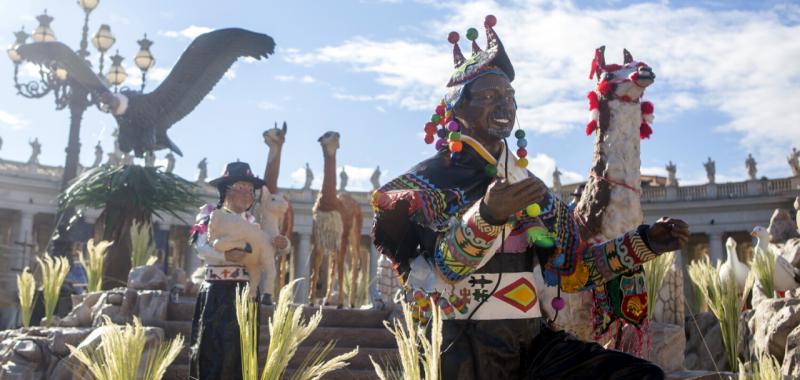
[37,253,71,327]
[643,251,676,320]
[80,239,114,292]
[688,256,740,371]
[68,316,184,380]
[16,267,36,328]
[371,300,442,380]
[129,221,158,268]
[235,279,358,380]
[751,246,775,299]
[59,164,197,288]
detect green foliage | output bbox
[235,279,357,380]
[59,164,198,238]
[738,351,782,380]
[130,221,157,268]
[36,253,70,327]
[751,246,775,298]
[688,256,740,371]
[81,239,113,292]
[371,300,442,380]
[643,251,676,320]
[16,267,36,328]
[68,316,184,380]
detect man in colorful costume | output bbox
[371,15,689,380]
[188,161,289,380]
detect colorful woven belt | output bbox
[204,265,250,281]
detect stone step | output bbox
[173,345,396,372]
[666,370,736,380]
[160,320,395,348]
[167,301,390,328]
[164,364,380,380]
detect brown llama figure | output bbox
[261,121,294,292]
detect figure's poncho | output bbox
[371,138,657,336]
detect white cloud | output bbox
[149,67,170,82]
[273,74,315,84]
[160,25,213,40]
[125,66,170,87]
[257,101,282,110]
[0,109,29,130]
[224,66,236,80]
[527,153,584,187]
[339,165,383,191]
[283,2,800,173]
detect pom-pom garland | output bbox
[584,89,656,140]
[639,100,654,139]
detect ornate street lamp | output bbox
[91,24,115,74]
[31,12,56,43]
[105,51,127,91]
[7,3,154,259]
[134,34,155,92]
[6,29,28,64]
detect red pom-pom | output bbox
[424,122,437,135]
[586,120,598,136]
[517,148,527,158]
[640,122,652,139]
[587,91,599,110]
[448,31,460,44]
[597,80,613,96]
[641,101,654,114]
[424,134,435,144]
[435,105,445,116]
[484,15,497,27]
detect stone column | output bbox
[294,232,312,303]
[15,211,35,267]
[708,232,724,264]
[665,186,678,201]
[706,183,717,199]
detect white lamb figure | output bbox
[258,190,291,288]
[207,190,288,298]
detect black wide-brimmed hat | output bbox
[208,161,265,189]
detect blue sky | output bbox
[0,0,798,191]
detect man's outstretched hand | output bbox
[646,217,690,253]
[483,177,549,224]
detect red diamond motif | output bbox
[493,277,537,312]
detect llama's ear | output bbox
[590,46,606,80]
[281,121,287,134]
[623,49,633,64]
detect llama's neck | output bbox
[264,144,282,194]
[317,150,339,211]
[577,99,644,241]
[597,100,643,238]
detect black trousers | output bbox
[441,318,665,380]
[190,281,257,380]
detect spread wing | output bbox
[16,41,109,94]
[141,28,275,128]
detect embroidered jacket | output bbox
[372,135,658,334]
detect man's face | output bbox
[455,73,517,143]
[225,181,255,212]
